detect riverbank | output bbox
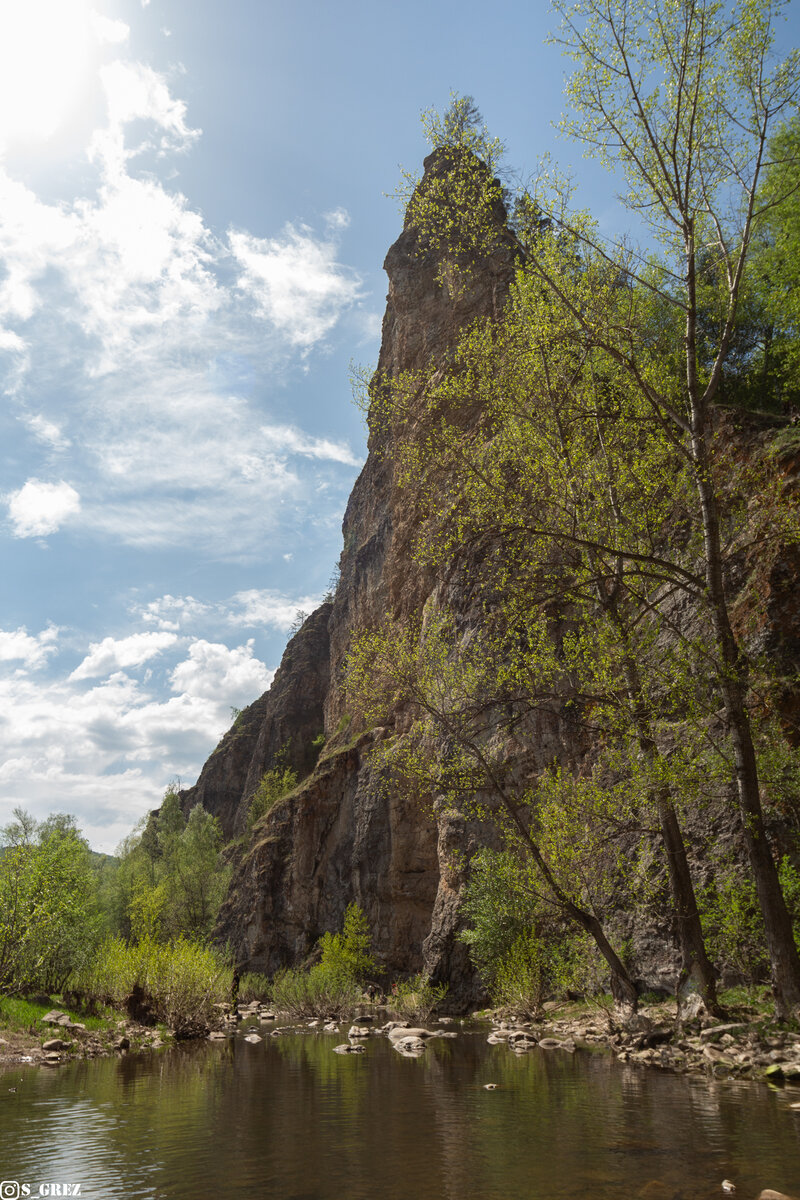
[472,997,800,1085]
[6,989,800,1091]
[0,994,172,1067]
[226,993,800,1088]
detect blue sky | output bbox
[1,0,798,852]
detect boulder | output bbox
[387,1026,437,1041]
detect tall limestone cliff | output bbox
[180,151,800,1005]
[176,152,518,1003]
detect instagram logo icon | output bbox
[0,1184,20,1200]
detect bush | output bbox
[317,903,374,983]
[238,971,272,1003]
[0,813,102,996]
[247,768,298,831]
[459,847,580,1014]
[270,965,361,1018]
[490,933,552,1019]
[268,903,375,1017]
[389,974,448,1021]
[700,866,769,989]
[74,936,233,1037]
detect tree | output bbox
[0,811,100,995]
[375,3,800,1016]
[347,612,643,1008]
[109,790,231,943]
[545,0,800,1017]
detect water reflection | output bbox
[1,1027,800,1200]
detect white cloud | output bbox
[324,208,350,232]
[170,639,273,702]
[260,424,359,466]
[0,625,59,669]
[229,222,363,347]
[91,13,130,45]
[25,414,71,451]
[0,623,275,852]
[6,478,81,537]
[228,589,323,632]
[134,588,324,635]
[99,59,199,151]
[138,594,212,632]
[70,631,178,680]
[0,57,362,557]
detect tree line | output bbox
[0,792,231,1000]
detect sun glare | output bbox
[0,0,93,147]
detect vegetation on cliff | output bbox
[347,0,800,1019]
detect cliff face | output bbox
[185,153,518,1003]
[185,152,800,1006]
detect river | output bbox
[2,1022,800,1199]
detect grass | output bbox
[0,994,120,1036]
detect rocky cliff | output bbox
[180,152,800,1007]
[174,152,519,1004]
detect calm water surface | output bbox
[2,1023,800,1199]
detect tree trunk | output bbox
[655,794,721,1015]
[502,793,639,1011]
[689,412,800,1018]
[615,623,721,1014]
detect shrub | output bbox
[0,814,102,996]
[268,904,375,1018]
[270,965,361,1018]
[247,768,298,831]
[317,902,374,983]
[389,974,448,1021]
[700,866,769,989]
[74,936,233,1037]
[238,971,272,1003]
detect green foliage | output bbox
[0,809,102,996]
[492,933,554,1019]
[460,849,582,1016]
[318,902,375,984]
[237,971,272,1003]
[110,790,232,943]
[269,965,361,1019]
[778,857,800,953]
[700,867,769,988]
[268,904,374,1018]
[388,974,448,1022]
[73,935,232,1036]
[334,712,352,736]
[247,766,298,831]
